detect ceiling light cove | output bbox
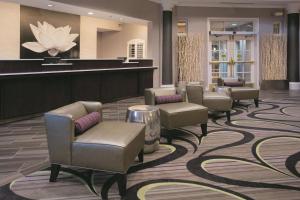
[148,0,293,8]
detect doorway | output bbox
[208,18,258,86]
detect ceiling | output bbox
[149,0,300,8]
[4,0,149,25]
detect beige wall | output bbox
[98,23,148,59]
[80,16,121,59]
[54,0,162,87]
[0,2,20,59]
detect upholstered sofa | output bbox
[217,78,259,107]
[145,87,208,144]
[44,101,145,197]
[186,84,232,121]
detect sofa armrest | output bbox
[80,101,103,122]
[176,87,187,102]
[215,86,232,97]
[245,82,254,88]
[186,84,204,105]
[44,113,74,165]
[144,89,155,105]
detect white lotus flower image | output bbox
[22,21,79,57]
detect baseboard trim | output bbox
[289,82,300,90]
[260,80,288,90]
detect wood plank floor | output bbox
[0,91,299,200]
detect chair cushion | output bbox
[224,81,244,87]
[75,112,101,136]
[155,94,182,104]
[203,92,232,111]
[153,87,176,96]
[158,102,208,129]
[231,87,259,100]
[72,121,145,173]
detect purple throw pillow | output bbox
[155,94,183,104]
[75,112,101,136]
[224,82,244,87]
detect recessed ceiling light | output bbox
[88,12,94,15]
[47,4,53,7]
[232,23,237,26]
[177,22,186,26]
[274,11,283,17]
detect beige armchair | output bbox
[44,101,145,197]
[145,87,208,144]
[216,78,259,107]
[186,84,232,121]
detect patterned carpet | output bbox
[0,91,299,200]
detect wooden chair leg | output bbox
[232,100,236,108]
[138,149,144,163]
[117,173,127,197]
[49,164,61,182]
[254,99,259,107]
[226,111,231,122]
[162,129,172,144]
[200,123,207,136]
[167,136,172,144]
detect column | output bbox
[162,1,174,85]
[287,4,300,90]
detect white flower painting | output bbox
[22,21,79,57]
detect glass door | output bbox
[209,36,254,83]
[234,39,252,82]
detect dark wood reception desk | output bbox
[0,59,156,121]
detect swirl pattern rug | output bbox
[0,92,299,200]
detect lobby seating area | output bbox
[0,91,300,200]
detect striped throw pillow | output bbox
[75,112,101,136]
[155,94,183,104]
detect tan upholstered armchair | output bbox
[216,78,259,107]
[145,87,208,144]
[44,101,145,197]
[186,84,232,121]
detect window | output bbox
[211,40,227,61]
[234,40,252,81]
[273,22,281,35]
[127,39,145,59]
[210,39,228,83]
[177,19,188,35]
[210,20,255,33]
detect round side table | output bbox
[126,105,160,153]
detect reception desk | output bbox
[0,59,156,121]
